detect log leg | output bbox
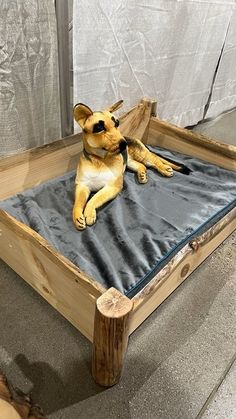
[92,287,133,387]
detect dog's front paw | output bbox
[73,207,86,230]
[159,164,173,177]
[137,170,148,184]
[84,206,97,226]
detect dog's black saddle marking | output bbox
[122,148,128,166]
[111,116,119,128]
[93,120,106,133]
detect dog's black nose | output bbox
[119,140,127,152]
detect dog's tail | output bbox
[151,150,192,175]
[125,136,191,175]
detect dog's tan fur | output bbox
[73,100,183,230]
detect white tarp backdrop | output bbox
[73,0,236,127]
[206,6,236,119]
[0,0,60,156]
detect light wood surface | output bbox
[120,98,156,143]
[0,134,83,200]
[149,117,236,158]
[0,209,105,342]
[92,287,133,386]
[129,207,236,334]
[147,117,236,171]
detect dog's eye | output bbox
[111,116,119,128]
[92,120,106,133]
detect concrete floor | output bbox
[0,111,236,418]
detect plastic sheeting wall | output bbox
[73,0,236,127]
[206,7,236,119]
[0,0,61,156]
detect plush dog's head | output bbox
[73,100,127,158]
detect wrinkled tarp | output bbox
[73,0,236,127]
[206,7,236,119]
[0,0,61,156]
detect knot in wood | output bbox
[181,263,190,278]
[96,287,133,319]
[189,239,200,251]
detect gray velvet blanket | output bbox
[1,147,235,297]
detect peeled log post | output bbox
[92,287,133,386]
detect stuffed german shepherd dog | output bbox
[73,100,189,230]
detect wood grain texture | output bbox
[0,209,106,341]
[92,287,133,386]
[119,98,156,143]
[129,207,236,334]
[149,117,236,157]
[148,117,236,171]
[0,134,83,200]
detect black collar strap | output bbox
[83,148,93,160]
[83,148,106,160]
[83,147,127,161]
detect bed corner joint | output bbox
[92,287,133,387]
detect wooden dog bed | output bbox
[1,98,236,387]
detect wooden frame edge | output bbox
[120,98,157,142]
[148,117,236,172]
[149,117,236,158]
[0,135,84,200]
[0,209,106,341]
[0,209,105,295]
[0,133,83,169]
[129,206,236,334]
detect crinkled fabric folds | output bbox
[206,8,236,119]
[1,147,236,298]
[73,0,236,127]
[0,0,60,156]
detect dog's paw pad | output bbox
[137,171,148,184]
[85,215,96,226]
[75,216,86,230]
[73,209,86,230]
[166,167,174,176]
[161,165,173,177]
[84,208,97,226]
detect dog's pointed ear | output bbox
[73,103,93,128]
[107,100,123,113]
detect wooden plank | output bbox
[149,117,236,158]
[148,118,236,172]
[120,98,156,142]
[92,287,133,386]
[0,134,83,200]
[0,209,106,341]
[129,207,236,334]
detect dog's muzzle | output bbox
[119,139,127,153]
